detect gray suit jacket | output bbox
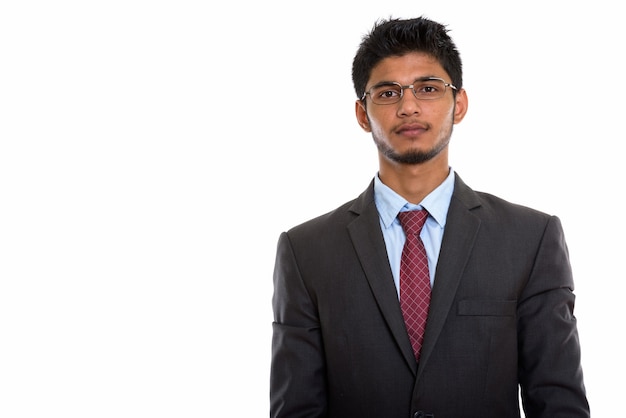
[271,174,589,417]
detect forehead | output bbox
[368,52,448,86]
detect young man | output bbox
[270,16,589,417]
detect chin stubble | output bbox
[374,126,453,165]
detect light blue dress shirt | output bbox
[373,168,455,298]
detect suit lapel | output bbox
[347,183,418,374]
[416,175,482,381]
[347,175,483,378]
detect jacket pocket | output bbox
[457,299,517,316]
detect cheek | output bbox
[428,106,455,127]
[365,111,388,133]
[371,125,394,148]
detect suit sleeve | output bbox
[517,216,590,417]
[270,232,327,418]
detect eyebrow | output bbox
[370,76,442,88]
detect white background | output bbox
[1,1,623,416]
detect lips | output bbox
[396,122,428,136]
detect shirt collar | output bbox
[374,168,455,229]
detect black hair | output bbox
[352,16,463,99]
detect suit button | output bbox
[414,412,424,418]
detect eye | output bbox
[414,80,445,97]
[377,88,401,98]
[372,85,402,102]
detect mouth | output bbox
[396,123,428,137]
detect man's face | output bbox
[355,52,467,166]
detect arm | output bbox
[518,216,590,417]
[270,232,327,418]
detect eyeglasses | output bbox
[361,77,457,105]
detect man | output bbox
[270,16,589,417]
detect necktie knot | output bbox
[398,210,428,236]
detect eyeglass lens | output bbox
[369,79,449,104]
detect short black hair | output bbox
[352,16,463,99]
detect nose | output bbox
[397,87,422,116]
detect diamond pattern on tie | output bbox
[398,210,431,362]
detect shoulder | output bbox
[454,174,553,221]
[452,175,563,242]
[474,190,550,219]
[286,180,376,238]
[287,197,359,239]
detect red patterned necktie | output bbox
[398,210,431,361]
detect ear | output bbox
[355,100,371,132]
[453,88,469,124]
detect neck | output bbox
[378,155,450,204]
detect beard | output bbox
[373,123,453,165]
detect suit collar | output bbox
[350,173,481,214]
[373,170,455,229]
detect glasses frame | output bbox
[361,77,457,105]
